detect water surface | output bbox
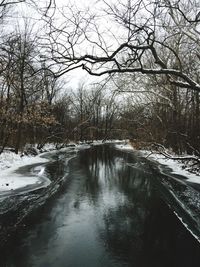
[0,145,199,267]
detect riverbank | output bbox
[0,144,56,193]
[0,145,78,246]
[115,143,200,184]
[0,140,125,193]
[2,139,199,195]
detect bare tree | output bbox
[44,0,200,92]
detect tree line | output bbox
[0,0,199,156]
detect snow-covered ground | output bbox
[141,150,200,184]
[0,151,50,192]
[0,140,125,194]
[115,143,135,151]
[3,139,198,194]
[0,142,61,193]
[114,142,200,185]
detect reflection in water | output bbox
[0,145,199,267]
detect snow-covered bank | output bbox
[0,143,62,193]
[114,142,200,184]
[0,140,125,193]
[5,139,198,195]
[142,151,200,185]
[0,151,50,192]
[115,143,135,151]
[0,150,44,172]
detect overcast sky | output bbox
[47,0,114,89]
[3,0,117,90]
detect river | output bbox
[0,144,199,267]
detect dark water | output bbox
[0,145,200,267]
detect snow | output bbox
[0,140,128,194]
[0,172,48,192]
[0,151,50,192]
[114,142,134,151]
[148,153,200,184]
[0,141,94,194]
[0,151,46,172]
[114,143,200,185]
[115,144,134,150]
[76,139,126,146]
[1,140,199,195]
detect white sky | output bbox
[48,0,113,89]
[2,0,136,90]
[6,0,112,89]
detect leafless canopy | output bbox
[43,0,200,92]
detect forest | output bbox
[0,0,199,158]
